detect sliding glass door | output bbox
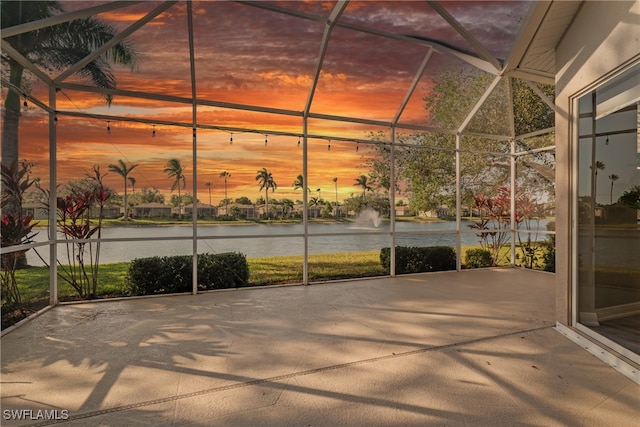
[576,63,640,359]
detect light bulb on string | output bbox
[356,142,359,152]
[230,133,233,145]
[297,136,301,147]
[265,135,268,146]
[605,136,609,145]
[22,96,28,112]
[107,121,111,134]
[152,125,156,137]
[328,140,331,151]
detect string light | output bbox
[230,133,233,145]
[265,135,268,146]
[297,136,301,147]
[152,125,156,137]
[22,95,28,112]
[356,142,359,152]
[605,136,609,145]
[328,140,331,151]
[107,121,111,134]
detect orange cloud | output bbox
[10,0,527,203]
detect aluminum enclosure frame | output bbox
[1,0,557,302]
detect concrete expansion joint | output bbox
[19,325,554,427]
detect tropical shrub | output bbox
[464,248,493,268]
[537,220,555,272]
[40,166,110,298]
[380,246,456,274]
[468,188,511,266]
[618,185,640,209]
[1,161,39,308]
[469,187,548,268]
[127,252,249,295]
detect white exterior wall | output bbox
[555,1,640,325]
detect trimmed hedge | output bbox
[464,248,493,268]
[540,244,555,272]
[127,252,249,296]
[380,246,456,274]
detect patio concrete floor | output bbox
[1,269,638,426]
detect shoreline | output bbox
[32,216,451,228]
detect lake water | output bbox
[26,220,551,266]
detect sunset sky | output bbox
[11,0,531,204]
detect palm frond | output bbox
[21,14,137,105]
[108,164,124,177]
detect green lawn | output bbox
[10,244,552,301]
[14,263,131,302]
[11,251,385,302]
[247,251,386,285]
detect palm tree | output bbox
[282,198,295,218]
[204,181,212,217]
[608,174,619,205]
[354,174,373,199]
[164,158,186,217]
[128,176,136,194]
[219,171,231,205]
[292,174,309,193]
[256,168,277,219]
[108,159,138,220]
[591,161,605,205]
[1,1,137,171]
[333,177,339,217]
[309,196,320,218]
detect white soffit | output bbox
[506,1,583,84]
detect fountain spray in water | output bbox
[350,208,382,229]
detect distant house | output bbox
[185,203,217,218]
[417,206,451,219]
[23,202,120,221]
[256,204,284,218]
[132,203,171,219]
[22,203,48,220]
[217,203,256,219]
[395,205,411,217]
[417,210,439,219]
[293,204,323,219]
[89,204,121,219]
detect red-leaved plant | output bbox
[41,165,110,298]
[468,187,512,266]
[469,186,547,267]
[1,161,39,307]
[515,192,547,269]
